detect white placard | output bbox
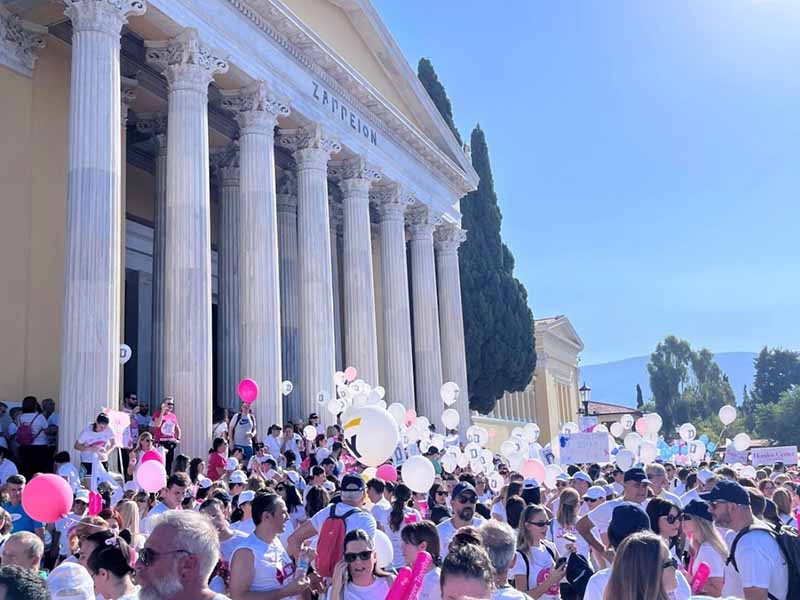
[579,416,598,432]
[751,446,798,467]
[558,432,611,465]
[724,447,748,464]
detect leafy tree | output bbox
[417,58,463,145]
[751,347,800,406]
[635,384,644,410]
[459,126,536,413]
[647,336,692,435]
[756,386,800,446]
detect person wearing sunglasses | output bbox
[512,504,564,598]
[645,497,682,562]
[436,482,485,558]
[681,500,726,597]
[602,531,679,600]
[329,529,394,600]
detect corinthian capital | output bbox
[210,142,240,187]
[0,6,47,76]
[434,222,467,254]
[330,157,381,198]
[277,124,341,169]
[406,204,442,240]
[136,112,168,155]
[63,0,145,35]
[370,182,414,223]
[145,28,228,92]
[221,80,290,135]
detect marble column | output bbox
[372,183,415,407]
[210,143,240,411]
[58,0,146,454]
[222,82,288,428]
[120,77,136,399]
[407,205,445,429]
[334,158,381,385]
[146,29,228,461]
[277,167,299,421]
[329,198,344,372]
[136,113,167,411]
[277,125,341,425]
[435,223,471,436]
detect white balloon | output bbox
[441,409,460,430]
[416,416,431,432]
[457,453,470,468]
[594,423,609,434]
[464,443,482,462]
[403,455,435,493]
[688,440,706,461]
[326,397,344,415]
[544,464,563,489]
[511,427,525,440]
[639,442,658,464]
[523,423,541,443]
[620,414,635,430]
[616,449,635,470]
[645,413,662,434]
[488,472,505,492]
[679,423,697,442]
[501,439,521,458]
[440,381,460,406]
[441,454,457,473]
[733,432,751,452]
[610,422,624,439]
[341,406,400,467]
[419,439,431,454]
[719,405,737,426]
[624,432,643,453]
[739,465,757,479]
[119,344,132,365]
[376,400,387,410]
[333,371,346,386]
[280,380,293,396]
[643,431,659,445]
[373,529,393,568]
[374,386,386,399]
[387,403,406,425]
[431,434,446,450]
[507,452,525,472]
[303,425,317,441]
[404,425,421,444]
[466,426,489,447]
[561,422,579,435]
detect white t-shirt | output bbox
[493,587,532,600]
[721,528,789,600]
[265,436,282,460]
[140,502,172,535]
[370,498,391,523]
[0,459,18,485]
[310,503,377,539]
[419,568,442,600]
[491,502,507,522]
[230,413,256,447]
[690,541,726,580]
[16,413,48,445]
[376,506,422,568]
[583,566,692,600]
[657,489,683,508]
[231,535,296,594]
[437,516,486,557]
[209,529,249,593]
[510,542,559,599]
[337,578,391,600]
[77,425,115,463]
[548,519,590,558]
[585,499,641,534]
[232,518,256,536]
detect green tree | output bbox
[417,58,463,145]
[459,126,536,413]
[647,336,693,435]
[756,386,800,446]
[751,347,800,405]
[635,384,644,410]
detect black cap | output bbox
[623,468,651,484]
[607,504,651,549]
[683,499,713,522]
[309,413,319,420]
[452,482,477,500]
[341,474,365,492]
[700,480,750,506]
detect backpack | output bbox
[565,552,594,599]
[315,505,359,577]
[15,416,37,446]
[728,522,800,600]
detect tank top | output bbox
[231,534,296,593]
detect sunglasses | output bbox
[662,513,681,525]
[457,495,477,504]
[556,482,568,488]
[344,551,373,563]
[527,519,552,527]
[584,497,601,503]
[435,491,448,496]
[138,547,189,567]
[662,558,679,570]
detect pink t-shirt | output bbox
[153,412,179,442]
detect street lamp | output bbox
[579,382,591,416]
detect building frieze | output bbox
[0,6,47,77]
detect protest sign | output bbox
[751,446,798,467]
[103,407,129,448]
[558,431,611,465]
[724,446,748,464]
[579,416,598,432]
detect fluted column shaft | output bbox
[374,186,415,407]
[339,161,381,385]
[222,82,288,428]
[435,224,470,436]
[277,170,299,420]
[408,208,444,428]
[278,126,341,425]
[146,29,228,460]
[58,0,145,454]
[329,204,344,372]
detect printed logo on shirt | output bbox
[536,567,560,596]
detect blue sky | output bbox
[373,0,800,364]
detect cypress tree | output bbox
[459,125,536,413]
[636,384,644,409]
[417,58,463,145]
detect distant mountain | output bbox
[580,352,757,408]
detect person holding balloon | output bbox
[151,396,181,474]
[74,413,116,478]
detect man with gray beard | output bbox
[135,510,230,600]
[437,482,486,558]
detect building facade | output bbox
[0,0,478,460]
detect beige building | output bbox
[0,0,478,460]
[474,315,584,448]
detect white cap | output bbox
[197,476,212,489]
[285,471,300,485]
[123,481,139,493]
[48,562,94,600]
[225,457,239,471]
[572,471,593,485]
[238,490,256,504]
[697,468,716,485]
[583,486,606,501]
[230,470,248,485]
[603,484,615,498]
[316,448,331,462]
[523,478,540,489]
[259,454,275,464]
[74,489,90,503]
[555,473,570,483]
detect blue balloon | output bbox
[699,434,709,444]
[680,446,689,455]
[707,442,717,452]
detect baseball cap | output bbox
[48,562,94,600]
[697,468,716,485]
[572,471,592,485]
[555,473,571,483]
[700,480,750,506]
[583,486,606,501]
[225,457,239,471]
[259,454,275,464]
[452,481,477,499]
[607,504,651,549]
[197,476,212,489]
[623,468,651,484]
[341,474,365,492]
[238,490,256,504]
[523,478,540,490]
[74,489,90,503]
[230,470,248,485]
[603,484,616,498]
[683,499,713,522]
[123,481,140,493]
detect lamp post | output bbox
[579,382,591,416]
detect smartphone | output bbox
[555,557,568,570]
[562,533,577,543]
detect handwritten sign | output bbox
[724,447,748,464]
[558,432,611,465]
[751,446,798,467]
[579,416,598,432]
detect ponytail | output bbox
[390,484,412,532]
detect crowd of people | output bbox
[0,394,795,600]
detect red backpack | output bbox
[315,505,359,577]
[15,418,35,446]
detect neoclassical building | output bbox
[0,0,478,460]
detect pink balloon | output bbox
[88,491,102,516]
[404,408,417,426]
[237,378,259,404]
[343,366,357,382]
[22,474,73,523]
[141,449,164,465]
[520,459,546,482]
[136,459,167,493]
[635,417,648,435]
[376,464,398,482]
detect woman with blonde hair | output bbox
[549,487,590,558]
[514,504,565,598]
[680,500,726,597]
[603,531,677,600]
[115,500,144,550]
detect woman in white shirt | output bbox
[401,520,442,600]
[773,488,798,530]
[513,504,565,599]
[377,484,422,569]
[329,529,395,600]
[74,413,116,476]
[681,500,728,597]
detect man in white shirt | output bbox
[0,447,18,485]
[140,472,190,535]
[645,463,683,507]
[264,424,282,461]
[367,478,391,522]
[437,482,486,556]
[705,480,789,600]
[681,468,717,506]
